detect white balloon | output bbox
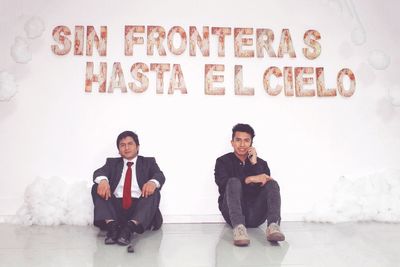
[368,50,391,70]
[24,17,45,39]
[10,36,32,64]
[388,84,400,106]
[0,71,18,101]
[351,27,366,46]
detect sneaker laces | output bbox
[234,225,247,237]
[268,223,281,233]
[238,226,246,236]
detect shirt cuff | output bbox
[149,179,160,188]
[94,176,109,184]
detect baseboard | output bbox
[163,214,226,223]
[163,213,305,223]
[0,215,14,223]
[0,213,306,224]
[0,197,23,215]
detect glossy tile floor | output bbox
[0,222,399,267]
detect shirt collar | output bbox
[123,155,138,166]
[230,152,249,165]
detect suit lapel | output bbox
[113,158,124,190]
[136,156,144,188]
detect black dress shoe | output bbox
[104,221,119,245]
[117,221,136,246]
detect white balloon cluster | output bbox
[4,17,45,102]
[305,169,400,223]
[13,177,93,226]
[10,17,45,64]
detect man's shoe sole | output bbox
[104,237,117,245]
[267,233,285,242]
[234,240,250,246]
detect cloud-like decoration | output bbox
[11,177,93,226]
[305,169,400,223]
[0,71,18,101]
[368,50,391,70]
[24,17,45,39]
[10,36,32,63]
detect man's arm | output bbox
[147,157,165,187]
[244,173,273,186]
[244,158,272,186]
[214,156,235,191]
[93,159,112,200]
[93,158,112,181]
[142,158,165,197]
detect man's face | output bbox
[231,131,252,158]
[118,136,139,160]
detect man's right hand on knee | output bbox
[97,180,111,200]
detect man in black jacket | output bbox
[214,123,285,246]
[91,130,165,246]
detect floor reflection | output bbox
[2,222,400,267]
[215,225,289,267]
[93,229,163,267]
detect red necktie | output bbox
[122,162,134,209]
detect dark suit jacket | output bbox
[93,156,165,194]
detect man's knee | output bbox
[264,179,280,191]
[91,184,114,206]
[91,184,99,201]
[141,189,161,202]
[226,177,242,190]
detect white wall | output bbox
[1,0,400,222]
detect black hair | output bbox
[116,131,140,148]
[231,123,255,140]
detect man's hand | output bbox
[244,174,273,186]
[247,147,258,165]
[97,180,111,200]
[142,181,157,198]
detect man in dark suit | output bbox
[91,130,165,246]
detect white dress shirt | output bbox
[94,156,160,198]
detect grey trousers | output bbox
[220,177,281,228]
[91,184,160,232]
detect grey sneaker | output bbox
[233,224,250,246]
[266,223,285,242]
